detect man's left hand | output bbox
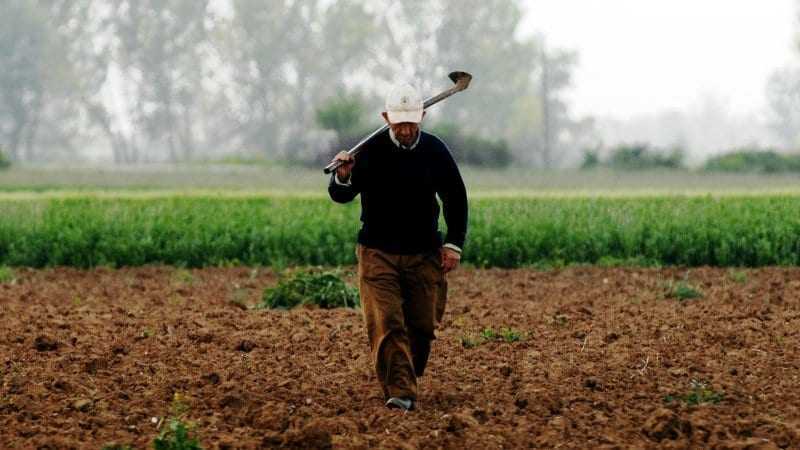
[440,247,461,273]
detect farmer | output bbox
[328,83,468,412]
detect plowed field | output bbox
[2,266,799,449]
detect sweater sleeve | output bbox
[327,158,361,204]
[435,143,468,250]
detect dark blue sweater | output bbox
[328,130,468,255]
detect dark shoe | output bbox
[385,397,415,411]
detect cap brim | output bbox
[387,109,423,124]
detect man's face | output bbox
[382,112,425,147]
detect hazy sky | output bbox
[521,0,797,120]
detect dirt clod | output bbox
[235,340,256,352]
[202,372,221,385]
[584,377,601,390]
[443,413,479,434]
[34,335,59,352]
[643,408,690,442]
[71,399,92,412]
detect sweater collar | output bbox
[389,128,421,150]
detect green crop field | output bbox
[1,194,799,268]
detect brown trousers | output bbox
[356,244,448,401]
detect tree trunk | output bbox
[180,102,195,162]
[541,45,552,169]
[23,98,43,162]
[7,122,24,162]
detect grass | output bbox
[102,393,201,450]
[664,380,725,406]
[666,281,703,300]
[1,195,800,268]
[461,326,525,348]
[728,269,748,283]
[664,278,703,301]
[153,393,203,450]
[260,268,359,309]
[0,266,15,284]
[480,327,524,343]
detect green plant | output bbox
[704,148,800,173]
[596,256,661,268]
[311,92,375,167]
[260,268,359,309]
[728,269,747,284]
[0,266,15,284]
[664,379,724,406]
[499,327,523,343]
[3,195,800,269]
[428,122,513,168]
[316,93,367,138]
[479,328,498,341]
[479,327,523,343]
[604,143,685,170]
[153,393,202,450]
[664,275,703,301]
[580,149,600,169]
[154,419,202,450]
[462,327,524,348]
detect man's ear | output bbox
[381,112,390,124]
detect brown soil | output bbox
[1,265,799,449]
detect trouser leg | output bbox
[401,249,448,378]
[357,245,417,400]
[407,333,431,377]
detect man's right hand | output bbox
[334,151,355,182]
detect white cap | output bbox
[384,83,423,124]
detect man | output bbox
[328,83,468,412]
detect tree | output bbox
[363,0,585,167]
[45,0,215,164]
[0,2,52,162]
[315,92,369,147]
[538,40,580,168]
[434,0,540,140]
[221,0,377,160]
[1,0,584,166]
[766,67,800,149]
[0,147,11,169]
[101,0,212,163]
[763,0,800,150]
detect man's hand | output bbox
[334,151,355,182]
[440,247,461,273]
